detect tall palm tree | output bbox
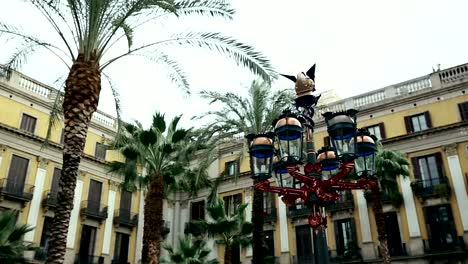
[196,199,253,264]
[370,145,410,264]
[0,2,274,263]
[0,210,36,264]
[195,80,293,263]
[109,112,215,263]
[161,235,219,264]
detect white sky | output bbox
[1,0,468,128]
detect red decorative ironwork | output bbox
[255,161,378,229]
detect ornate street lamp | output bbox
[246,64,382,264]
[246,133,275,181]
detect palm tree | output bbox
[196,199,253,264]
[161,235,219,264]
[0,210,35,264]
[109,112,215,263]
[195,80,293,263]
[370,145,410,264]
[0,2,274,262]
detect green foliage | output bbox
[109,111,215,196]
[0,210,36,264]
[161,235,219,264]
[194,199,253,249]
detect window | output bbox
[7,155,29,193]
[263,192,275,211]
[365,123,386,140]
[95,142,107,160]
[120,190,132,211]
[412,153,443,187]
[223,194,242,215]
[113,232,130,263]
[190,200,205,220]
[39,217,53,254]
[424,205,457,251]
[264,230,275,262]
[458,101,468,121]
[323,136,331,147]
[51,168,61,193]
[20,114,37,133]
[60,129,65,144]
[87,180,102,213]
[334,218,357,257]
[295,225,313,263]
[78,225,97,263]
[404,112,432,133]
[225,160,239,177]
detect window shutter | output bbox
[404,116,413,133]
[120,190,132,211]
[458,102,468,121]
[424,111,433,128]
[434,152,444,178]
[378,122,386,139]
[51,168,61,193]
[334,221,342,254]
[324,136,330,147]
[350,218,358,246]
[411,157,421,179]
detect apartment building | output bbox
[0,66,145,264]
[175,63,468,264]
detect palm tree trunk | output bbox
[252,186,264,264]
[224,244,232,264]
[372,187,391,264]
[46,54,101,264]
[142,174,164,264]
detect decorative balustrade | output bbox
[395,76,432,95]
[353,90,385,108]
[439,64,468,84]
[92,111,116,128]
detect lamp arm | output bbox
[254,180,308,199]
[286,165,318,186]
[328,161,355,183]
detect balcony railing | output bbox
[423,236,466,254]
[75,255,105,264]
[288,203,310,219]
[113,208,138,228]
[80,200,108,221]
[327,192,355,213]
[263,207,277,223]
[0,179,34,202]
[411,177,451,200]
[184,221,204,236]
[42,190,58,209]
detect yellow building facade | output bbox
[0,67,145,264]
[179,63,468,264]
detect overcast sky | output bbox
[1,0,468,128]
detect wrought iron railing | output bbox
[42,190,58,209]
[423,236,466,253]
[113,208,138,227]
[0,179,34,201]
[327,192,355,212]
[80,200,108,221]
[288,203,310,218]
[184,221,204,236]
[263,207,277,222]
[74,255,105,264]
[411,177,451,200]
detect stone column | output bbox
[444,144,468,235]
[355,190,375,259]
[102,180,118,255]
[172,200,180,247]
[245,190,253,257]
[277,195,290,263]
[400,175,423,255]
[134,189,145,264]
[66,171,85,248]
[24,157,49,242]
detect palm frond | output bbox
[173,0,235,19]
[102,72,123,146]
[43,80,65,149]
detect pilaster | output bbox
[66,172,84,248]
[102,180,118,255]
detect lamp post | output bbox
[246,65,379,264]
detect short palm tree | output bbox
[195,199,253,264]
[370,145,410,264]
[1,2,274,262]
[161,235,219,264]
[109,112,214,263]
[195,80,293,263]
[0,210,35,264]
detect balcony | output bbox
[80,201,108,222]
[0,179,34,204]
[184,221,204,236]
[263,207,277,223]
[113,208,138,228]
[74,255,105,264]
[42,190,58,210]
[411,177,451,201]
[288,203,310,219]
[327,192,355,213]
[423,236,466,257]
